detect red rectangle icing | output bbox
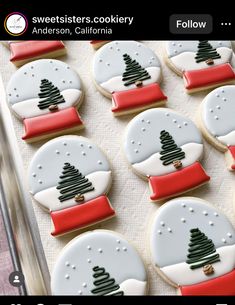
[149,162,210,201]
[180,269,235,295]
[10,41,65,62]
[183,63,235,90]
[51,195,115,236]
[228,145,235,170]
[22,107,83,140]
[112,83,167,113]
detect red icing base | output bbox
[149,162,210,201]
[22,107,83,141]
[111,83,167,114]
[51,195,115,236]
[90,40,109,49]
[180,269,235,295]
[9,41,65,62]
[183,63,235,90]
[228,146,235,170]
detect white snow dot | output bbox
[87,259,91,263]
[54,67,58,71]
[65,261,70,267]
[183,122,188,126]
[123,247,127,251]
[216,94,220,98]
[78,290,83,295]
[160,221,165,227]
[98,160,102,165]
[221,89,225,93]
[98,248,103,253]
[138,44,141,47]
[214,116,219,120]
[151,57,155,60]
[209,221,214,226]
[106,62,110,66]
[69,80,72,84]
[117,48,120,51]
[87,245,91,250]
[88,145,92,149]
[223,98,227,101]
[142,128,146,132]
[82,151,86,156]
[66,152,70,156]
[62,80,66,83]
[116,239,120,244]
[99,59,103,63]
[181,218,186,223]
[146,120,150,124]
[178,125,181,128]
[222,238,226,243]
[63,142,67,146]
[116,247,120,252]
[173,119,177,123]
[83,283,87,288]
[168,228,172,233]
[72,265,76,269]
[174,50,177,54]
[37,165,42,169]
[109,46,113,50]
[67,66,70,69]
[209,109,213,113]
[178,43,182,47]
[135,52,139,55]
[181,203,186,207]
[189,207,194,212]
[65,274,70,279]
[38,180,42,184]
[172,42,176,46]
[165,112,170,117]
[134,149,139,153]
[216,105,221,110]
[80,143,84,147]
[32,173,36,177]
[16,94,19,97]
[203,211,208,216]
[131,140,135,144]
[138,142,141,146]
[55,150,60,154]
[30,66,34,69]
[214,212,218,217]
[141,119,145,123]
[149,61,152,64]
[227,233,232,238]
[157,230,162,235]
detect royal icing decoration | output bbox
[92,41,167,115]
[150,197,235,295]
[90,40,109,50]
[200,85,235,171]
[51,230,147,295]
[166,41,235,92]
[6,59,84,142]
[123,108,210,201]
[28,136,115,236]
[7,41,66,66]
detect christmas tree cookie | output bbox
[92,41,167,116]
[28,136,115,236]
[4,41,66,67]
[165,41,235,93]
[123,108,210,202]
[150,197,235,295]
[199,85,235,171]
[51,230,148,295]
[6,59,84,142]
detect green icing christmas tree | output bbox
[186,228,220,270]
[91,266,124,296]
[159,130,185,166]
[122,53,151,86]
[56,162,94,203]
[37,78,65,110]
[195,41,221,64]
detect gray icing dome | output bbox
[51,230,147,295]
[123,108,202,164]
[7,59,81,105]
[28,136,110,194]
[150,197,235,268]
[202,85,235,137]
[166,41,232,58]
[93,41,161,84]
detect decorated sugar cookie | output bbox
[7,59,84,142]
[199,85,235,171]
[90,40,109,50]
[5,41,66,66]
[150,197,235,295]
[123,108,210,201]
[28,136,115,236]
[51,230,148,295]
[92,41,167,116]
[165,41,235,93]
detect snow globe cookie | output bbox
[123,108,210,202]
[5,41,66,67]
[165,41,235,93]
[51,230,148,295]
[150,197,235,295]
[6,59,84,142]
[28,136,115,236]
[199,85,235,171]
[92,41,167,116]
